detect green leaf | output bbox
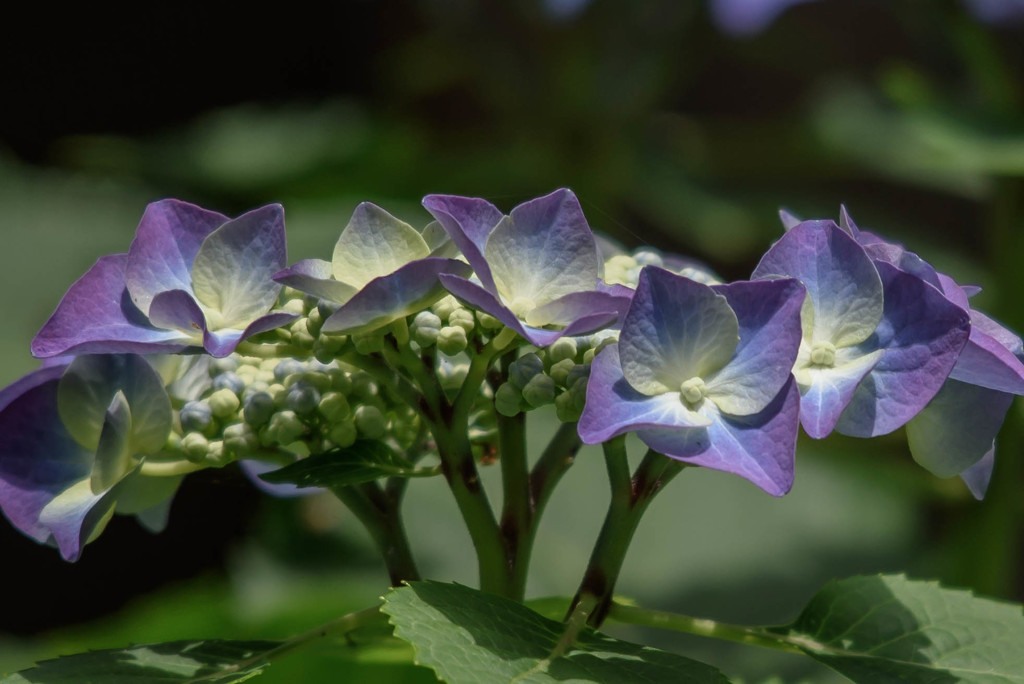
[2,639,280,683]
[382,581,728,684]
[777,574,1024,682]
[258,441,417,489]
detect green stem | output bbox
[606,603,804,655]
[330,483,421,586]
[339,351,435,424]
[234,342,308,359]
[529,421,583,518]
[139,459,207,477]
[568,444,684,627]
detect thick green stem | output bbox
[530,422,583,518]
[606,603,804,655]
[330,483,421,586]
[568,444,684,627]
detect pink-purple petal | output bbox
[637,377,800,497]
[321,258,472,335]
[31,255,191,358]
[577,346,712,445]
[423,194,503,292]
[835,262,970,437]
[124,199,228,315]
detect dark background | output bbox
[2,2,1023,681]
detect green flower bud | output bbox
[210,357,240,375]
[164,431,182,452]
[318,391,351,422]
[448,308,476,335]
[353,330,385,354]
[555,389,583,422]
[305,308,324,337]
[181,432,210,463]
[212,372,245,395]
[548,337,578,364]
[549,358,577,386]
[569,376,589,412]
[476,311,502,330]
[289,320,315,349]
[509,353,544,388]
[328,418,358,448]
[206,439,230,467]
[208,388,241,418]
[313,333,347,363]
[286,383,321,415]
[269,383,288,407]
[437,326,469,355]
[328,368,352,393]
[567,364,590,389]
[354,405,387,439]
[180,400,213,434]
[495,382,523,417]
[274,359,305,383]
[243,391,275,426]
[431,295,460,321]
[223,422,258,458]
[282,298,307,315]
[411,311,443,347]
[268,410,305,445]
[521,374,556,408]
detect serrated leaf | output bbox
[258,441,414,488]
[2,639,279,683]
[777,574,1024,683]
[383,581,728,684]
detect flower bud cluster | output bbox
[168,352,419,467]
[604,248,721,289]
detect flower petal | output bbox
[332,202,430,287]
[797,348,884,439]
[578,345,712,445]
[753,220,883,348]
[191,204,287,328]
[422,194,503,291]
[905,380,1012,478]
[705,278,804,415]
[148,289,207,338]
[960,447,995,500]
[0,366,86,545]
[31,255,191,358]
[124,199,229,315]
[835,261,970,437]
[637,376,800,497]
[525,289,630,328]
[619,267,739,395]
[273,259,359,303]
[321,258,472,335]
[484,189,601,305]
[38,475,122,561]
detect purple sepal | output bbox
[273,259,357,303]
[799,352,881,439]
[148,289,207,334]
[439,274,618,347]
[204,312,300,358]
[527,289,631,327]
[0,365,90,549]
[321,258,473,335]
[707,278,805,415]
[637,377,800,497]
[835,261,971,437]
[905,379,1013,478]
[960,447,995,501]
[32,255,191,358]
[422,194,503,292]
[578,346,713,445]
[124,199,228,314]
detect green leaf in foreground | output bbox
[258,440,429,488]
[2,639,280,683]
[777,574,1024,683]
[383,581,728,683]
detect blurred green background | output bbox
[2,1,1023,682]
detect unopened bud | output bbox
[328,418,358,448]
[318,391,351,422]
[476,311,502,330]
[549,358,577,386]
[431,295,460,321]
[181,432,210,462]
[305,308,324,337]
[448,308,476,334]
[268,410,305,445]
[495,383,523,417]
[286,383,321,415]
[555,390,583,422]
[437,326,468,355]
[208,388,241,418]
[509,353,544,388]
[243,392,275,426]
[206,439,229,467]
[223,422,258,458]
[180,401,213,434]
[210,357,240,375]
[522,374,556,408]
[354,405,386,439]
[353,330,385,354]
[549,337,578,364]
[411,311,443,347]
[281,298,307,315]
[273,359,305,384]
[212,372,245,395]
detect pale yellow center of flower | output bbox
[680,377,707,405]
[509,296,535,319]
[809,341,837,367]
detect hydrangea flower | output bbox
[423,189,631,347]
[837,209,1024,496]
[578,267,805,496]
[274,202,471,335]
[32,200,298,359]
[753,220,970,439]
[0,355,178,560]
